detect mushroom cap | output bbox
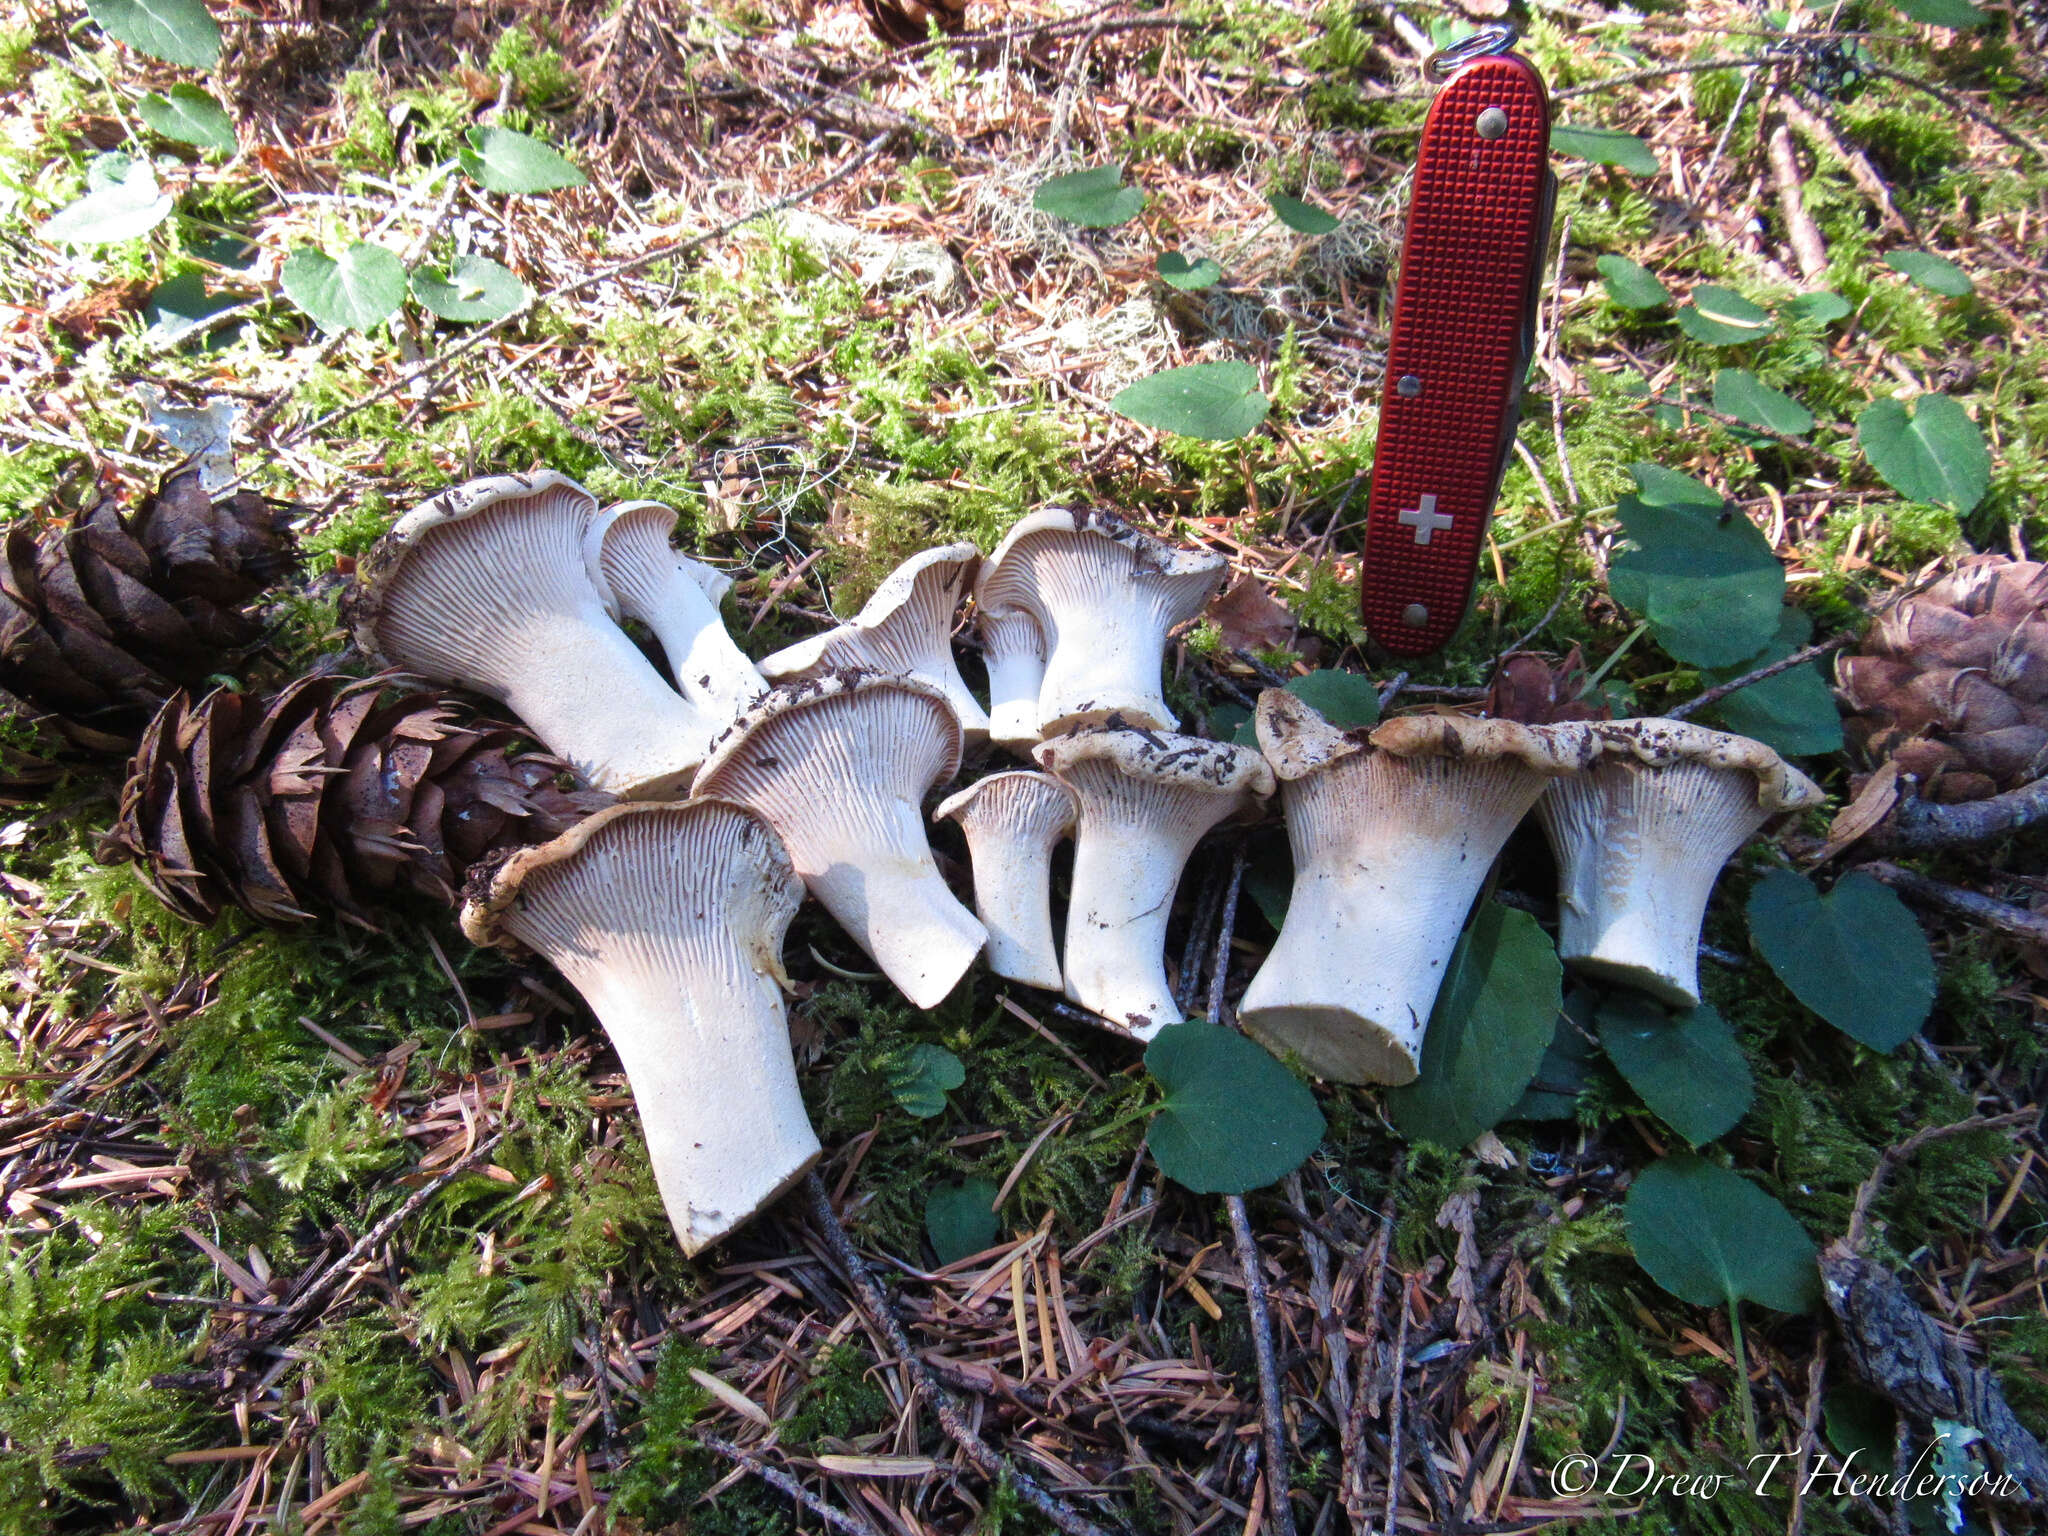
[581,501,734,614]
[1034,723,1275,805]
[696,668,964,796]
[1574,717,1824,814]
[759,542,980,680]
[346,471,598,656]
[978,508,1225,607]
[934,769,1078,836]
[1254,691,1598,781]
[459,796,801,982]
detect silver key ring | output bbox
[1423,24,1519,81]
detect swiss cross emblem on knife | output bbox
[1360,27,1556,657]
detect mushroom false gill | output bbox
[758,544,989,742]
[1535,717,1821,1009]
[694,670,986,1008]
[934,770,1077,991]
[1240,694,1595,1085]
[460,799,814,1257]
[582,501,765,728]
[977,509,1226,736]
[1033,726,1272,1038]
[345,473,711,798]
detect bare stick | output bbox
[801,1173,1117,1536]
[1227,1197,1299,1536]
[1867,775,2048,853]
[1858,861,2048,946]
[697,1433,886,1536]
[1767,109,1830,281]
[1383,1291,1411,1536]
[1845,1108,2036,1249]
[1666,633,1852,720]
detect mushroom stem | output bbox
[935,771,1077,991]
[806,798,989,1006]
[981,607,1047,752]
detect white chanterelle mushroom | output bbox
[758,544,990,741]
[1240,693,1596,1086]
[1034,726,1273,1037]
[934,771,1078,991]
[978,509,1227,736]
[460,799,814,1257]
[695,670,986,1008]
[979,604,1048,754]
[347,472,711,798]
[1536,717,1822,1009]
[582,501,766,726]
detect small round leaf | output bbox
[1883,251,1973,297]
[1596,254,1671,310]
[281,243,408,333]
[86,0,221,69]
[1598,997,1753,1147]
[1552,124,1659,176]
[138,84,236,155]
[1032,165,1145,228]
[459,126,587,194]
[1627,1155,1820,1313]
[926,1178,1001,1265]
[1677,285,1773,345]
[1608,487,1785,668]
[411,254,528,322]
[1712,368,1815,438]
[1781,290,1852,326]
[1746,870,1936,1051]
[1145,1021,1324,1194]
[1701,607,1843,758]
[1856,394,1990,514]
[1891,0,1988,26]
[885,1042,965,1120]
[1111,361,1269,441]
[1285,669,1378,729]
[38,158,173,248]
[1267,192,1339,235]
[1156,251,1223,291]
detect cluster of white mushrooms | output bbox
[346,471,1822,1256]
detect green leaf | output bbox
[1596,254,1670,310]
[1677,285,1773,345]
[1244,839,1292,932]
[1111,362,1270,441]
[1032,165,1145,228]
[1628,462,1726,509]
[280,243,409,333]
[1780,290,1852,326]
[1286,669,1378,729]
[885,1042,965,1119]
[459,126,586,194]
[1746,870,1936,1051]
[1891,0,1988,26]
[1609,487,1785,668]
[1626,1155,1819,1313]
[1552,123,1660,176]
[1386,904,1561,1149]
[1884,250,1973,297]
[1513,995,1598,1120]
[1856,394,1990,514]
[1267,192,1339,235]
[138,84,236,154]
[1598,997,1753,1146]
[925,1178,1001,1265]
[410,254,528,322]
[1712,368,1815,437]
[1156,251,1223,291]
[1145,1021,1324,1194]
[86,0,220,69]
[1702,607,1844,758]
[39,157,173,247]
[143,270,244,346]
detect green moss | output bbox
[307,1318,433,1477]
[487,24,580,110]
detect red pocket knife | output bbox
[1359,27,1555,657]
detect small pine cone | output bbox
[105,674,612,928]
[859,0,967,47]
[0,462,297,758]
[1483,648,1611,725]
[1837,554,2048,802]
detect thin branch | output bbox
[1867,775,2048,853]
[1665,633,1852,720]
[1858,861,2048,947]
[1845,1109,2036,1249]
[696,1434,887,1536]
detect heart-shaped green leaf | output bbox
[1702,607,1843,757]
[1267,192,1339,235]
[39,158,173,247]
[1552,124,1659,176]
[1678,285,1773,345]
[138,83,236,154]
[1780,290,1852,326]
[459,126,586,194]
[1628,463,1726,509]
[1386,903,1561,1149]
[1596,254,1670,310]
[1609,486,1785,668]
[1884,250,1973,297]
[1032,165,1145,228]
[1746,870,1935,1050]
[926,1178,1001,1265]
[1856,394,1990,513]
[411,254,528,322]
[86,0,220,68]
[1599,997,1753,1146]
[1627,1155,1819,1312]
[144,270,244,346]
[1111,362,1270,441]
[1285,669,1378,729]
[1156,251,1223,291]
[281,243,408,332]
[1891,0,1988,26]
[1146,1021,1324,1194]
[1712,368,1815,437]
[885,1041,965,1119]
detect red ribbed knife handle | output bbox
[1360,53,1553,657]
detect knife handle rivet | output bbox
[1396,374,1423,399]
[1401,603,1430,629]
[1475,107,1509,139]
